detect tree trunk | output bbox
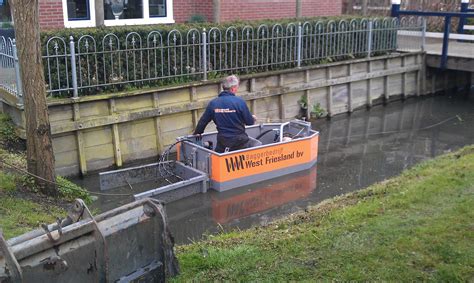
[9,0,57,196]
[362,0,368,16]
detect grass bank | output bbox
[174,146,474,281]
[0,114,91,239]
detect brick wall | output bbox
[174,0,214,23]
[302,0,342,17]
[39,0,64,29]
[36,0,341,29]
[219,0,341,22]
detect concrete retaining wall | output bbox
[1,52,429,176]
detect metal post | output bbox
[367,21,373,58]
[391,0,401,18]
[457,0,469,34]
[441,16,451,69]
[202,29,208,81]
[297,22,302,68]
[69,36,79,98]
[11,39,23,105]
[421,17,427,52]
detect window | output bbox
[0,0,13,24]
[67,0,90,20]
[62,0,173,28]
[103,0,173,26]
[63,0,96,28]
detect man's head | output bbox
[222,75,239,94]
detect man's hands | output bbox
[253,115,258,123]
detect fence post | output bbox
[69,36,79,98]
[441,16,451,69]
[458,0,469,34]
[367,21,373,58]
[297,22,302,68]
[202,29,208,81]
[11,39,23,105]
[421,17,427,52]
[391,0,401,18]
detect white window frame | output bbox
[62,0,174,28]
[104,0,174,26]
[62,0,97,28]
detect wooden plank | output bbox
[326,68,333,117]
[190,87,199,128]
[401,56,407,99]
[153,93,163,154]
[384,60,390,102]
[348,64,353,113]
[367,61,372,108]
[109,99,123,167]
[72,104,87,175]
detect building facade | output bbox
[38,0,342,29]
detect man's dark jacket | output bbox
[194,90,254,144]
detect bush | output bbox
[56,176,93,204]
[40,16,397,97]
[188,14,207,23]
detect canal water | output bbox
[74,93,474,244]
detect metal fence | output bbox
[0,36,22,102]
[0,17,425,99]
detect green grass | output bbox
[0,113,91,239]
[174,146,474,281]
[0,195,65,239]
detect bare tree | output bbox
[9,0,57,196]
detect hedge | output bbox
[40,16,398,97]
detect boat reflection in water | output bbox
[211,165,317,224]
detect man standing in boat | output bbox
[193,75,258,153]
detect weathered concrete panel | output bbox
[371,78,384,100]
[333,84,349,111]
[388,74,403,96]
[352,80,368,107]
[283,91,305,119]
[405,73,417,95]
[115,94,153,112]
[160,113,193,133]
[308,87,327,111]
[83,127,113,148]
[388,57,402,68]
[371,60,385,71]
[156,89,190,107]
[256,96,280,114]
[331,65,348,78]
[49,105,73,123]
[308,68,327,81]
[80,100,109,118]
[254,76,279,91]
[85,143,115,172]
[52,133,77,153]
[196,84,219,101]
[352,62,368,74]
[404,55,416,66]
[162,128,193,146]
[119,119,156,140]
[55,150,79,168]
[281,71,305,85]
[120,135,157,163]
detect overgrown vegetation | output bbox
[174,145,474,281]
[0,113,92,239]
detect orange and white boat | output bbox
[100,120,319,202]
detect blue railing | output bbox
[391,0,474,69]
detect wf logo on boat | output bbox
[224,150,305,173]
